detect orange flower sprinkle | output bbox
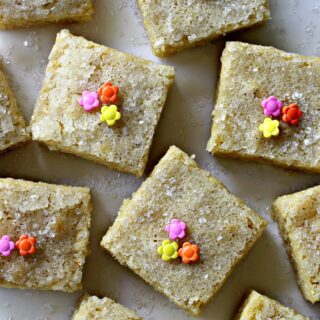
[281,103,303,125]
[16,235,37,256]
[178,242,199,264]
[98,81,119,105]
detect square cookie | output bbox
[207,42,320,173]
[0,67,29,153]
[72,295,142,320]
[237,290,309,320]
[137,0,270,57]
[0,0,93,29]
[101,146,267,315]
[31,30,175,177]
[0,178,91,292]
[273,186,320,303]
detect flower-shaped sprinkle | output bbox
[16,235,37,256]
[79,91,100,111]
[178,242,199,264]
[98,82,119,105]
[0,235,15,257]
[259,118,280,138]
[165,219,187,240]
[100,105,121,126]
[157,239,179,262]
[261,96,283,117]
[282,103,303,125]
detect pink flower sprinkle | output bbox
[79,91,100,111]
[261,96,283,117]
[165,219,187,240]
[0,235,15,257]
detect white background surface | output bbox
[0,0,320,319]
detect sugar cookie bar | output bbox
[0,0,93,29]
[0,68,29,153]
[31,30,175,177]
[273,186,320,303]
[72,295,142,320]
[207,42,320,173]
[0,178,91,292]
[237,290,309,320]
[137,0,270,57]
[101,146,267,315]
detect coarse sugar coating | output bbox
[0,178,91,292]
[101,146,267,315]
[0,0,93,29]
[207,42,320,173]
[31,30,175,177]
[137,0,270,57]
[72,295,142,320]
[0,67,29,153]
[236,290,309,320]
[273,186,320,303]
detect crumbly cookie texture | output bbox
[31,30,175,177]
[72,295,142,320]
[0,0,93,29]
[101,146,267,316]
[207,42,320,173]
[137,0,270,57]
[0,178,91,292]
[0,68,29,153]
[237,290,309,320]
[273,186,320,303]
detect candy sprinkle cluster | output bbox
[0,235,37,257]
[79,82,121,127]
[157,219,199,264]
[259,96,303,138]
